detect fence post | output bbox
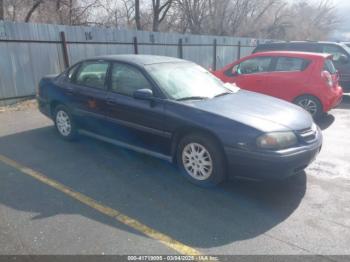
[133,36,138,54]
[178,38,183,59]
[213,39,217,71]
[237,41,241,60]
[60,31,70,69]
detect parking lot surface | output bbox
[0,96,350,258]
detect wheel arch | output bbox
[50,100,67,117]
[170,125,227,165]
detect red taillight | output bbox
[321,70,333,88]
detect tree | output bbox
[0,0,4,20]
[0,0,340,41]
[175,0,209,34]
[25,0,43,22]
[152,0,173,31]
[135,0,141,29]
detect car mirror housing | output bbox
[133,88,154,100]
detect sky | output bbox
[327,0,350,40]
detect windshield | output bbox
[146,62,232,100]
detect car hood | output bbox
[187,90,313,132]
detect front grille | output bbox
[297,126,317,143]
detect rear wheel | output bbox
[54,105,78,141]
[294,95,323,119]
[177,133,226,187]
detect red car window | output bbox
[274,57,310,72]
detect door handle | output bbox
[65,87,74,95]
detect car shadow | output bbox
[0,126,307,248]
[316,113,335,130]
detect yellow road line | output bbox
[0,154,201,256]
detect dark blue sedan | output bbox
[37,55,322,186]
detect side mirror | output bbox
[338,54,348,64]
[133,88,153,100]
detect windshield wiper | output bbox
[214,91,232,97]
[176,96,209,101]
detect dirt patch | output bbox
[0,99,37,113]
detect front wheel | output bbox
[54,105,78,141]
[294,95,323,119]
[177,133,226,187]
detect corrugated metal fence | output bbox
[0,21,268,104]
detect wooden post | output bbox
[213,39,217,71]
[60,31,70,68]
[178,38,183,59]
[237,41,241,60]
[133,36,138,55]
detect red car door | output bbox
[221,56,273,93]
[263,57,311,101]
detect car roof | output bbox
[251,51,331,59]
[258,41,343,45]
[91,54,186,66]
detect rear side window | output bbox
[274,57,310,72]
[322,45,347,62]
[74,62,109,89]
[324,59,337,74]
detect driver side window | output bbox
[238,57,272,75]
[110,63,153,96]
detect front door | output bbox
[231,56,272,93]
[103,62,170,155]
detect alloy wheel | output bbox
[182,142,213,180]
[56,110,72,136]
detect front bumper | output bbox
[224,132,323,181]
[37,96,51,118]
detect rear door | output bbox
[229,56,273,93]
[68,60,110,133]
[264,56,311,101]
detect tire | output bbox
[294,95,323,120]
[53,104,78,141]
[176,133,226,187]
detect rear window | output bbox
[274,57,310,72]
[324,59,337,74]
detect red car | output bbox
[213,51,343,118]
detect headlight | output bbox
[256,131,297,150]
